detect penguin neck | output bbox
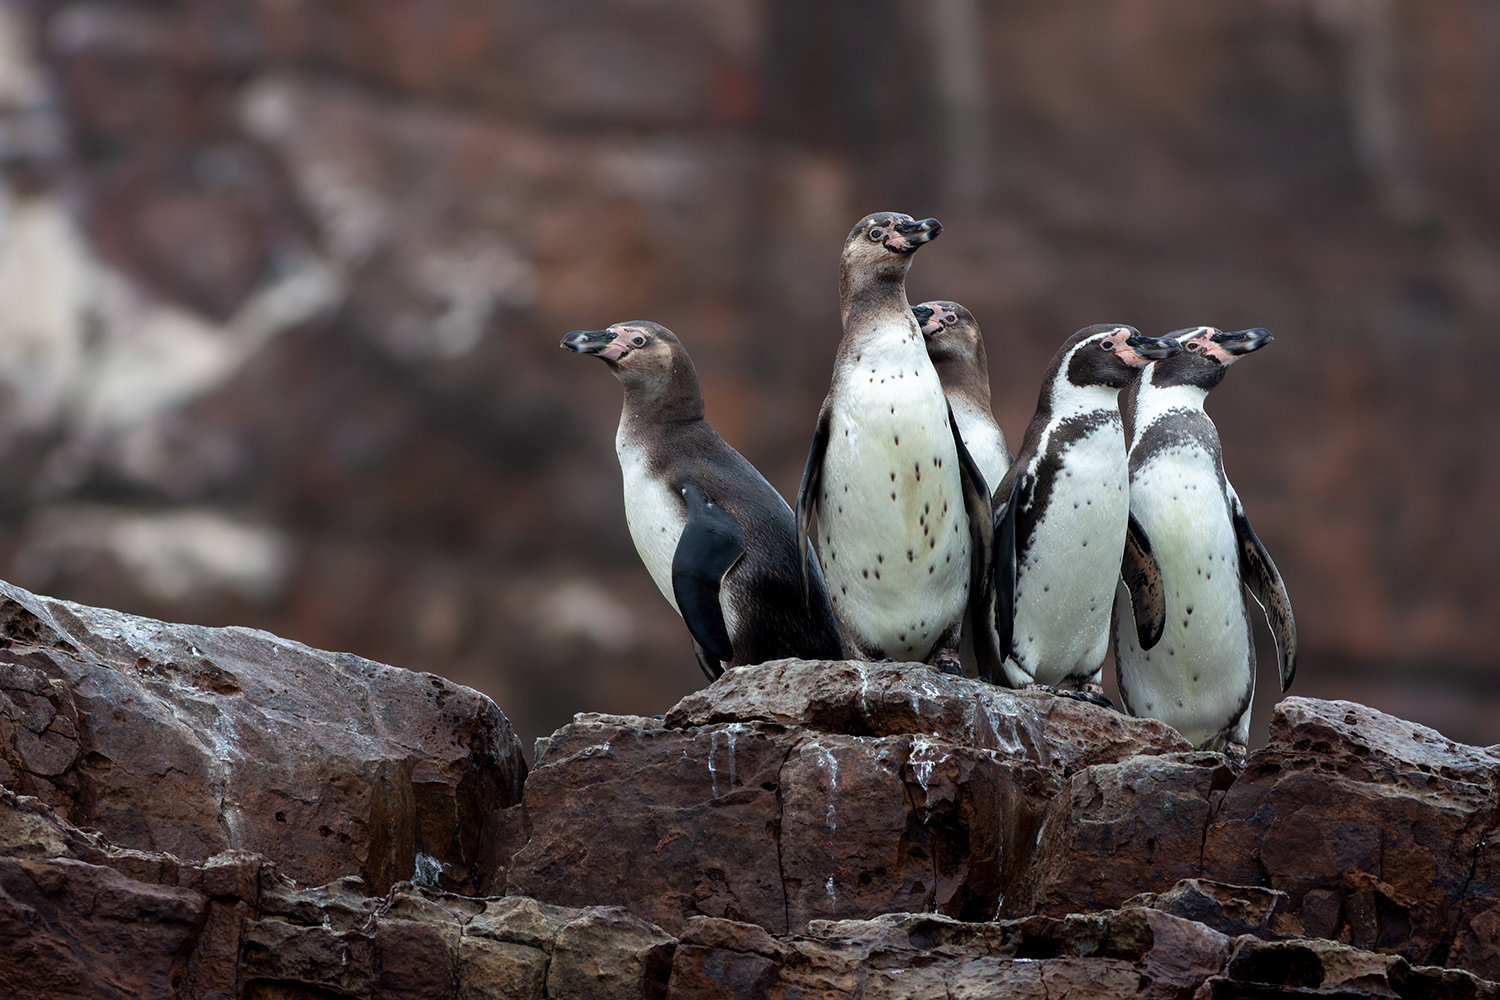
[617,364,706,429]
[840,258,913,330]
[932,341,991,409]
[838,269,925,372]
[1136,366,1210,427]
[1035,339,1124,423]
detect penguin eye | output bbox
[630,334,646,347]
[868,227,885,242]
[1100,340,1114,351]
[1186,342,1202,351]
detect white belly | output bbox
[1114,447,1251,745]
[950,397,1009,498]
[617,430,685,613]
[1011,423,1129,684]
[820,364,969,660]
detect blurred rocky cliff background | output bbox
[0,0,1494,755]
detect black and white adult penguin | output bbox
[975,324,1182,692]
[1111,326,1296,757]
[913,300,1012,494]
[562,320,844,679]
[796,213,993,671]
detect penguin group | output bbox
[562,211,1296,758]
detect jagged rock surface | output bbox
[509,659,1192,934]
[0,580,526,896]
[3,587,1500,996]
[5,777,1496,1000]
[511,659,1500,982]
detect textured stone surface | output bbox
[7,679,1500,997]
[512,672,1500,990]
[1127,878,1303,938]
[511,660,1174,933]
[1202,698,1500,974]
[0,580,526,895]
[665,658,1195,775]
[1001,752,1238,918]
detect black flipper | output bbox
[672,483,745,677]
[1231,493,1297,692]
[1121,512,1166,651]
[794,403,832,607]
[979,466,1021,684]
[948,401,995,645]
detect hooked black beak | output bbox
[1211,327,1272,356]
[1172,325,1272,363]
[561,329,617,355]
[1125,334,1182,361]
[912,305,936,334]
[888,216,941,252]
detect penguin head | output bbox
[914,300,981,367]
[1176,326,1272,364]
[561,320,699,399]
[1149,326,1272,390]
[842,212,942,277]
[1063,324,1182,390]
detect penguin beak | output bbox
[561,328,630,362]
[1119,334,1182,364]
[1211,327,1273,356]
[1175,326,1272,364]
[912,305,939,336]
[886,217,942,253]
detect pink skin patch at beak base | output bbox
[597,330,633,361]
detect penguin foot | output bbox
[1223,742,1249,767]
[1048,686,1116,710]
[929,650,966,677]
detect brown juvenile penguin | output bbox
[914,299,1011,495]
[564,320,844,678]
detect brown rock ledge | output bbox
[0,579,526,897]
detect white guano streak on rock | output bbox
[707,730,720,799]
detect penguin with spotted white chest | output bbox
[563,320,844,679]
[913,300,1012,494]
[1112,326,1296,758]
[796,213,993,671]
[976,324,1182,692]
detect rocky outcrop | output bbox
[3,583,1500,996]
[509,658,1500,981]
[6,780,1497,999]
[508,659,1191,934]
[0,580,526,896]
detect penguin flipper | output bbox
[794,404,832,606]
[1121,512,1167,650]
[982,468,1021,684]
[948,401,995,640]
[1231,494,1298,692]
[672,483,745,676]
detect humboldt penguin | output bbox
[563,320,844,679]
[796,213,993,670]
[913,300,1011,493]
[976,324,1182,692]
[1112,326,1296,757]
